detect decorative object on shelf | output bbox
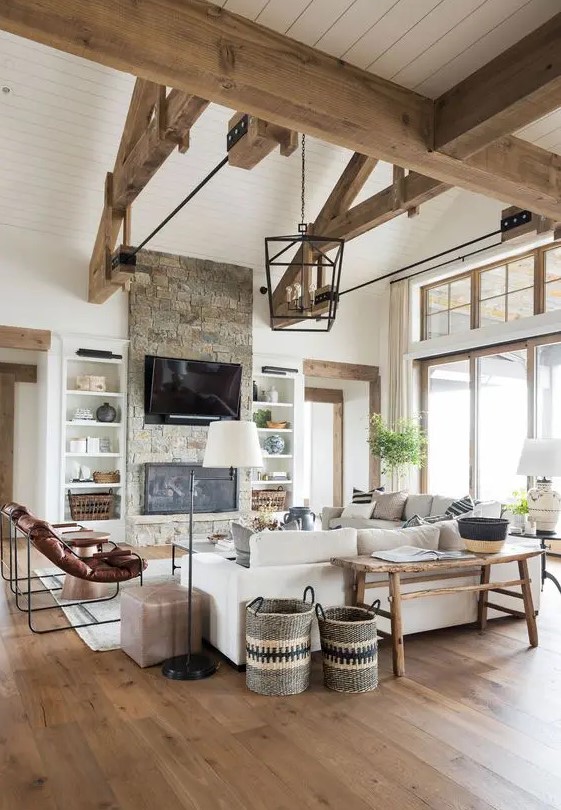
[96,402,117,423]
[266,420,288,429]
[69,438,87,454]
[270,471,289,481]
[251,487,286,512]
[72,407,95,421]
[99,437,112,453]
[503,489,528,532]
[93,470,120,484]
[269,385,279,403]
[457,517,509,553]
[283,505,316,531]
[517,438,561,535]
[162,420,263,682]
[253,380,258,401]
[264,134,344,333]
[70,462,81,481]
[79,465,92,481]
[262,365,298,375]
[368,413,427,489]
[525,516,537,537]
[68,491,114,521]
[86,437,100,454]
[263,434,285,455]
[76,349,122,359]
[253,408,272,428]
[76,374,106,392]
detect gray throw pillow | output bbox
[231,521,253,568]
[372,491,408,521]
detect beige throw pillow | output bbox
[340,502,376,519]
[372,491,408,521]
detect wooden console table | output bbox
[331,547,542,677]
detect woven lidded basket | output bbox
[246,586,315,696]
[251,487,286,511]
[93,470,120,484]
[316,600,380,693]
[458,517,509,553]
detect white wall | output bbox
[309,402,334,514]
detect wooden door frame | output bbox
[305,387,344,507]
[303,359,380,488]
[0,363,38,505]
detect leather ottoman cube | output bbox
[120,582,202,668]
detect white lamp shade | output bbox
[517,438,561,478]
[203,420,263,469]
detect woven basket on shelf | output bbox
[458,517,509,553]
[68,492,114,521]
[246,586,315,696]
[316,601,380,693]
[93,471,120,484]
[252,487,286,511]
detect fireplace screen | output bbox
[144,463,238,515]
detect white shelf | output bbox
[254,373,297,380]
[66,390,123,398]
[66,421,122,427]
[252,480,292,486]
[262,454,293,459]
[63,482,122,489]
[66,452,120,458]
[66,356,123,365]
[253,401,293,408]
[257,428,293,433]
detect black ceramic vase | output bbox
[96,402,117,423]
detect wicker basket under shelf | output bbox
[93,470,120,484]
[252,487,286,511]
[68,492,114,521]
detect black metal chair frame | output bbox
[1,511,144,634]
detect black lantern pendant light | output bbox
[264,135,345,332]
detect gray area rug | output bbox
[35,557,178,652]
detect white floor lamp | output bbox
[162,420,263,680]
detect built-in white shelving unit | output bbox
[59,336,128,538]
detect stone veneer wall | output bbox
[126,249,253,546]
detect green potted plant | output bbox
[503,489,528,532]
[367,414,427,488]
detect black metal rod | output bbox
[131,156,229,256]
[389,240,504,286]
[338,228,503,297]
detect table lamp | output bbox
[517,438,561,535]
[162,419,263,680]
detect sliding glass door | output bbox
[426,360,470,496]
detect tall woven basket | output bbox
[246,586,315,696]
[316,600,380,693]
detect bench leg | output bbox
[355,571,366,607]
[478,565,490,631]
[388,571,405,677]
[518,558,538,648]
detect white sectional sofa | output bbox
[184,524,541,666]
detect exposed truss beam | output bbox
[227,112,297,169]
[3,0,561,222]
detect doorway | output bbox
[304,387,343,512]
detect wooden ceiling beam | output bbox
[0,325,51,352]
[227,112,297,169]
[4,0,561,221]
[435,12,561,159]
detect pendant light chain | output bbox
[300,133,306,228]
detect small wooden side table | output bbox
[331,547,542,677]
[61,531,110,601]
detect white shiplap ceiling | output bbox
[0,0,560,289]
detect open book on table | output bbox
[371,546,476,563]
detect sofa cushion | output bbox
[340,502,376,519]
[403,494,434,521]
[430,495,456,517]
[352,486,384,504]
[372,491,408,521]
[250,528,357,568]
[438,520,465,551]
[330,517,402,530]
[357,524,440,555]
[231,522,253,568]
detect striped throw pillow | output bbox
[352,486,384,504]
[402,514,451,528]
[445,495,475,517]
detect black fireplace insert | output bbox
[144,463,239,515]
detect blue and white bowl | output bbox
[263,434,285,455]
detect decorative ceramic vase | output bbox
[96,402,117,423]
[263,434,285,455]
[527,480,561,534]
[283,506,316,531]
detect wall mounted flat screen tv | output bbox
[145,355,242,423]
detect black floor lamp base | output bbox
[162,652,218,680]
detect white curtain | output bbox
[388,279,411,491]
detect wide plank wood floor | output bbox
[2,546,561,810]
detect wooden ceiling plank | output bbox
[0,325,51,352]
[435,12,561,159]
[3,0,561,219]
[114,78,160,169]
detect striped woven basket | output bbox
[316,600,380,694]
[246,586,315,696]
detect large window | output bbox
[421,244,561,340]
[420,335,561,501]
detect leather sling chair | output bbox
[2,505,146,634]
